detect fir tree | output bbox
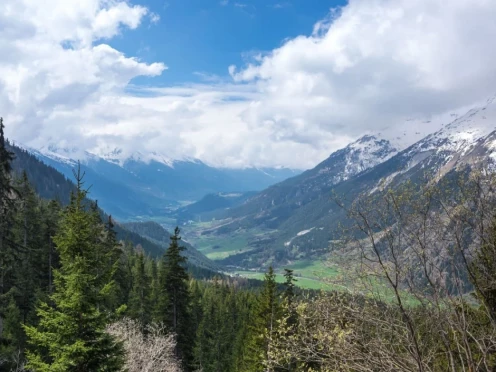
[23,169,124,371]
[128,252,151,326]
[0,118,18,357]
[13,172,42,324]
[282,268,297,328]
[158,227,194,371]
[245,266,280,372]
[100,216,123,312]
[41,199,61,295]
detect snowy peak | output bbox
[14,142,79,167]
[315,134,398,185]
[403,95,496,163]
[368,96,496,193]
[90,147,180,168]
[32,143,198,169]
[345,134,398,172]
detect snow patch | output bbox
[284,227,315,247]
[297,228,315,236]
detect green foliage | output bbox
[123,221,220,271]
[157,227,194,370]
[127,252,151,326]
[23,170,124,371]
[244,266,281,372]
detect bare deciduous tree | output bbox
[106,318,182,372]
[267,168,496,371]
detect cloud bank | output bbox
[1,0,496,169]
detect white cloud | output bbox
[271,3,291,9]
[1,0,496,169]
[149,12,160,24]
[231,0,496,144]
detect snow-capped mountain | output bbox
[368,95,496,192]
[317,134,399,185]
[222,133,400,230]
[23,144,300,219]
[206,96,496,268]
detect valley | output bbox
[71,95,496,291]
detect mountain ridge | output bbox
[199,97,496,268]
[18,144,300,219]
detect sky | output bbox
[1,0,496,169]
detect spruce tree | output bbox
[280,268,298,371]
[245,266,280,372]
[0,118,17,356]
[158,227,194,371]
[13,172,42,324]
[128,252,151,326]
[41,199,61,295]
[24,169,124,371]
[282,268,297,328]
[99,216,123,312]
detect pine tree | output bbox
[148,257,160,315]
[280,268,298,371]
[13,172,42,324]
[40,199,61,295]
[23,169,124,371]
[245,266,280,372]
[128,252,151,326]
[0,118,18,356]
[282,268,297,328]
[158,227,194,371]
[100,216,123,312]
[0,297,24,367]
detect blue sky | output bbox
[110,0,345,85]
[2,0,496,169]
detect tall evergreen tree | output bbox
[23,170,124,371]
[99,216,123,312]
[40,199,61,296]
[0,118,18,358]
[13,172,42,324]
[282,268,297,328]
[158,227,194,371]
[128,252,151,326]
[245,266,280,372]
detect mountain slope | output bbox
[207,97,496,268]
[175,191,258,223]
[222,134,399,230]
[122,221,220,272]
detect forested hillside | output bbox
[122,221,220,272]
[7,141,219,270]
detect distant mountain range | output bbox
[197,95,496,268]
[173,191,258,223]
[16,145,299,220]
[7,142,220,272]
